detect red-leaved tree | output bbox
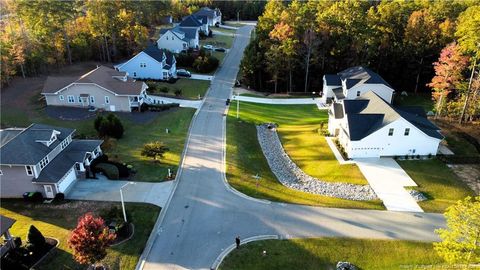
[428,42,469,118]
[68,213,116,267]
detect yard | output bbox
[147,79,211,99]
[0,200,159,270]
[398,159,475,213]
[200,32,234,49]
[1,71,196,182]
[226,102,383,209]
[220,238,444,270]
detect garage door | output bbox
[58,167,77,193]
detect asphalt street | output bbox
[141,25,445,270]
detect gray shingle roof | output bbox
[332,103,344,119]
[0,128,23,147]
[42,66,144,96]
[0,215,16,235]
[143,44,176,66]
[332,87,345,99]
[344,91,443,141]
[0,124,75,165]
[179,15,202,27]
[35,140,102,183]
[324,74,341,86]
[338,66,392,89]
[193,7,220,19]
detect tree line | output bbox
[0,0,266,87]
[240,0,479,122]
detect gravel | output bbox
[256,124,377,201]
[408,190,428,202]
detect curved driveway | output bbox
[141,25,445,270]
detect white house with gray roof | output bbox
[41,65,148,112]
[0,124,102,199]
[328,91,443,158]
[192,7,222,26]
[157,25,199,53]
[115,44,177,80]
[322,66,395,104]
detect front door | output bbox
[44,185,54,198]
[109,105,116,111]
[81,97,89,106]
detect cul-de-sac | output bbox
[1,1,479,269]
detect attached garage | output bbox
[57,167,77,193]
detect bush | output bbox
[94,163,119,179]
[159,86,169,93]
[106,161,129,178]
[27,225,46,251]
[176,52,195,67]
[94,114,124,139]
[143,103,180,112]
[193,55,219,73]
[174,89,182,96]
[54,193,65,202]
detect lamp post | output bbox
[120,182,135,223]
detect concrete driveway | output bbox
[67,176,174,207]
[190,74,213,81]
[355,158,423,212]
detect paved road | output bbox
[141,26,445,270]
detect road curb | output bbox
[135,105,201,270]
[210,235,279,270]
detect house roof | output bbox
[193,7,221,19]
[35,140,103,183]
[332,103,344,119]
[0,215,16,235]
[343,91,443,141]
[338,66,392,89]
[42,66,144,96]
[179,15,202,27]
[143,44,176,66]
[0,128,23,147]
[332,87,345,99]
[173,26,198,40]
[324,74,342,86]
[0,124,75,165]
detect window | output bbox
[356,91,361,97]
[78,96,82,103]
[105,96,110,104]
[59,95,64,101]
[388,128,394,136]
[25,165,33,176]
[133,72,137,77]
[90,96,95,104]
[39,157,49,170]
[166,36,169,40]
[67,95,75,103]
[404,128,410,136]
[140,63,146,68]
[412,149,416,154]
[0,169,3,175]
[172,36,174,40]
[61,139,69,150]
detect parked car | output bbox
[214,47,226,52]
[203,44,214,50]
[177,69,191,77]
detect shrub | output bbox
[100,206,125,223]
[176,52,195,67]
[143,103,180,112]
[174,89,182,96]
[27,225,46,251]
[94,114,124,139]
[159,86,169,93]
[94,163,119,179]
[405,155,409,160]
[54,193,65,202]
[141,141,169,161]
[416,154,420,159]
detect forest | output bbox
[240,0,479,123]
[0,0,265,84]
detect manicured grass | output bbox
[0,200,160,270]
[108,108,195,182]
[398,159,475,213]
[394,93,434,112]
[223,21,245,28]
[226,103,383,209]
[200,33,234,48]
[212,27,237,35]
[444,132,480,156]
[220,238,444,270]
[148,79,211,99]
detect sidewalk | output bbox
[355,158,423,212]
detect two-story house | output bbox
[328,91,443,158]
[180,15,209,35]
[157,26,199,52]
[0,124,103,199]
[41,65,148,112]
[115,44,177,80]
[322,66,395,104]
[192,7,222,27]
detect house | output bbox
[328,91,443,158]
[115,44,177,80]
[322,66,395,104]
[0,215,16,257]
[0,123,103,199]
[41,66,148,112]
[192,7,222,26]
[180,15,209,35]
[157,26,199,53]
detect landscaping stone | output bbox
[256,124,377,201]
[408,190,428,202]
[336,261,358,270]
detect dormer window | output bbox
[35,130,60,147]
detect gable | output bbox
[117,51,164,71]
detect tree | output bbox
[428,42,469,118]
[434,196,480,268]
[94,114,124,139]
[68,213,116,267]
[27,225,46,251]
[141,141,169,161]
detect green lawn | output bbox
[398,159,475,213]
[220,238,445,270]
[394,93,434,112]
[200,33,234,49]
[223,21,245,28]
[147,79,211,99]
[212,27,237,35]
[0,200,159,270]
[226,102,383,209]
[444,131,480,156]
